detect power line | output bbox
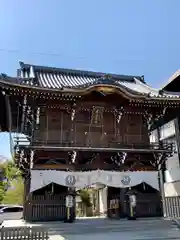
[0,48,143,62]
[0,48,86,59]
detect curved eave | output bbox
[0,79,180,102]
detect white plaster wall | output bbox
[159,120,175,140]
[164,181,180,197]
[164,142,180,196]
[166,154,179,172]
[165,166,180,183]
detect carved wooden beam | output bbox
[71,102,76,121]
[36,107,40,127]
[24,105,35,136]
[21,95,27,132]
[113,106,124,124]
[117,152,127,164]
[151,152,170,170]
[30,150,34,169]
[110,152,127,166]
[144,107,168,131]
[68,151,77,164]
[143,111,153,131]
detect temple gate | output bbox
[0,62,178,221]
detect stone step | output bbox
[3,218,174,236]
[46,219,174,235]
[44,220,172,229]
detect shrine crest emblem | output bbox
[65,175,76,186]
[121,175,131,186]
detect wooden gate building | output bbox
[0,61,179,221]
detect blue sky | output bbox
[0,0,180,158]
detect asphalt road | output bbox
[0,212,22,224]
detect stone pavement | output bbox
[50,217,180,240]
[2,217,180,240]
[49,236,65,240]
[63,218,180,240]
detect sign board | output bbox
[129,195,136,207]
[66,195,74,208]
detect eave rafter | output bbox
[1,78,180,104]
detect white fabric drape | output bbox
[30,170,159,193]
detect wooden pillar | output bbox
[99,186,107,216]
[157,127,166,217]
[120,188,126,218]
[23,174,31,221]
[158,170,165,216]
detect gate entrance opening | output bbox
[1,61,174,222]
[25,170,162,222]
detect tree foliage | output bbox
[0,161,22,204]
[0,183,5,203]
[78,189,92,207]
[3,177,24,205]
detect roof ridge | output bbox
[134,77,158,92]
[19,61,143,82]
[0,73,32,80]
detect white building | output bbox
[150,120,180,195]
[150,117,180,217]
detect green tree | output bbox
[0,161,22,204]
[78,189,93,216]
[3,176,24,205]
[78,189,92,208]
[0,182,5,203]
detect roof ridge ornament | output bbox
[93,75,116,85]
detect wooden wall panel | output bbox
[33,99,150,147]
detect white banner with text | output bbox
[30,170,159,192]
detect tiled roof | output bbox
[17,61,180,98]
[18,61,145,88]
[0,61,180,99]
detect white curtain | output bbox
[30,170,159,193]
